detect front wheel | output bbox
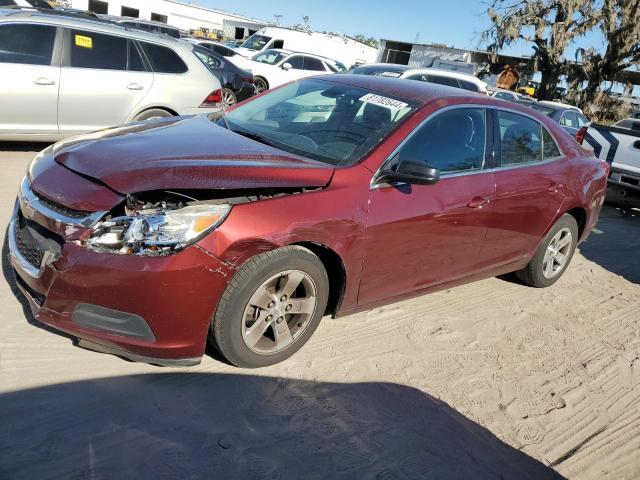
[211,246,329,368]
[516,214,578,288]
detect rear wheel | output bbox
[221,88,237,109]
[254,77,268,94]
[133,108,173,121]
[211,246,329,368]
[516,214,578,288]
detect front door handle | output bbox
[34,77,55,86]
[127,83,144,91]
[547,182,562,193]
[467,196,490,208]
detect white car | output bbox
[491,89,532,102]
[240,49,345,93]
[538,100,584,115]
[351,63,488,94]
[0,8,223,141]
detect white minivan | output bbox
[234,26,377,68]
[0,9,222,142]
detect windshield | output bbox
[220,78,418,166]
[193,47,222,71]
[241,34,271,51]
[252,50,288,65]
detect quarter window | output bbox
[542,128,561,159]
[560,111,578,128]
[498,111,542,165]
[396,108,486,174]
[139,42,188,74]
[0,24,56,66]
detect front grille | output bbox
[14,211,64,269]
[15,225,45,268]
[34,191,91,219]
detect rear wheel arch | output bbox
[565,207,587,239]
[132,106,178,121]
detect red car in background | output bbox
[9,75,608,368]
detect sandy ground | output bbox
[0,144,639,479]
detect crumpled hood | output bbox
[51,115,335,194]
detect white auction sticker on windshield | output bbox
[359,93,408,111]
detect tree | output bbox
[354,34,379,48]
[573,0,640,108]
[483,0,598,100]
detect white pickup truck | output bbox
[580,118,640,202]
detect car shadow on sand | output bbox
[0,372,563,480]
[578,204,640,284]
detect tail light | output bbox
[200,89,222,107]
[576,126,588,145]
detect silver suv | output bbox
[0,9,222,141]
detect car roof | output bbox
[317,73,480,104]
[352,63,412,73]
[538,100,582,113]
[404,68,484,84]
[0,8,183,45]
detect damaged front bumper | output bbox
[8,179,236,366]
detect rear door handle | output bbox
[34,77,55,86]
[127,83,144,91]
[467,196,490,208]
[547,182,562,193]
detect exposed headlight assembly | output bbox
[87,203,231,256]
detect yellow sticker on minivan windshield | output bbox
[75,35,93,49]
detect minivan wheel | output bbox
[254,77,268,94]
[516,214,579,288]
[211,246,329,368]
[221,88,237,109]
[133,108,173,121]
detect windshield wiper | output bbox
[230,129,275,147]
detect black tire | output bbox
[516,214,579,288]
[211,246,329,368]
[254,77,268,94]
[133,108,173,121]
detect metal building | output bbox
[69,0,266,39]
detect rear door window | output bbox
[426,75,460,89]
[0,23,56,66]
[497,110,542,166]
[139,42,188,74]
[303,56,326,71]
[128,41,146,71]
[70,29,127,70]
[397,107,487,174]
[286,55,304,69]
[458,79,479,92]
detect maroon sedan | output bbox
[9,75,608,367]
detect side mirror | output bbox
[375,160,440,186]
[281,62,293,71]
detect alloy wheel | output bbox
[542,227,573,279]
[241,270,318,354]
